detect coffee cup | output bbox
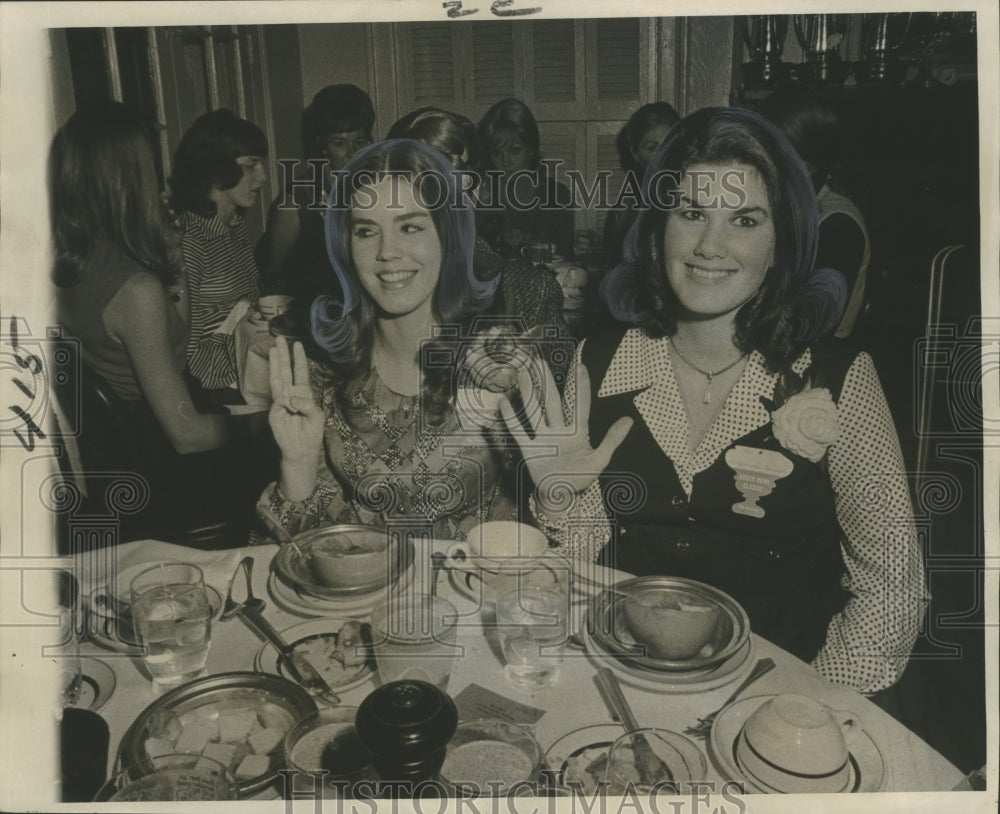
[736,694,860,793]
[446,522,548,571]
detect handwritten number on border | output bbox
[443,0,542,17]
[6,315,47,451]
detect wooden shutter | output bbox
[471,22,515,106]
[585,18,655,119]
[398,22,459,111]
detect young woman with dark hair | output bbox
[170,109,268,390]
[501,107,927,696]
[603,102,681,262]
[387,106,566,341]
[477,98,575,260]
[259,84,375,298]
[259,139,522,541]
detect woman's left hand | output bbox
[499,359,633,511]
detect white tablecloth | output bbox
[74,539,965,798]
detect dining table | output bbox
[69,536,968,804]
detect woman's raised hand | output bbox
[499,359,633,510]
[268,340,325,468]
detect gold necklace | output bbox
[669,338,747,404]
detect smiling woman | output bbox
[256,139,520,543]
[169,109,268,390]
[503,107,930,698]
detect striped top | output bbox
[180,210,262,389]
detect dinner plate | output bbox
[267,561,415,619]
[86,585,224,653]
[68,657,116,712]
[272,535,412,600]
[545,724,707,793]
[253,619,376,693]
[580,616,756,694]
[589,577,750,673]
[709,695,886,794]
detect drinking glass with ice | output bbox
[130,563,212,692]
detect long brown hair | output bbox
[50,100,178,287]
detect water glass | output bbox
[496,587,569,688]
[55,570,82,708]
[370,593,459,690]
[605,729,691,795]
[129,563,212,692]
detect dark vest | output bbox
[582,328,856,664]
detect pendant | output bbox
[703,373,713,405]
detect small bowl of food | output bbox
[593,577,750,673]
[440,720,543,797]
[280,526,398,592]
[284,707,375,796]
[621,595,720,661]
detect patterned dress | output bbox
[260,362,519,541]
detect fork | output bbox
[222,556,342,705]
[683,657,776,739]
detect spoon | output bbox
[594,668,673,785]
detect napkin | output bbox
[214,299,253,336]
[76,540,256,597]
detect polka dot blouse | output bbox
[534,328,929,695]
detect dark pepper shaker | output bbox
[354,680,457,797]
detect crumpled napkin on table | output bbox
[77,540,250,598]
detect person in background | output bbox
[387,106,565,340]
[259,139,523,542]
[52,100,242,539]
[603,101,681,263]
[502,107,927,696]
[258,84,375,300]
[477,98,575,261]
[756,81,871,338]
[170,109,267,390]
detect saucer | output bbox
[68,657,116,712]
[588,577,749,673]
[734,729,855,793]
[273,535,411,600]
[87,585,223,652]
[581,611,756,694]
[710,695,886,793]
[253,619,376,693]
[268,562,415,619]
[545,724,707,792]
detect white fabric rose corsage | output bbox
[771,386,841,463]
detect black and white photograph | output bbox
[0,1,996,811]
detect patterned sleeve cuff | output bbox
[530,480,610,562]
[256,475,341,540]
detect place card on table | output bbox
[453,684,545,726]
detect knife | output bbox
[238,599,342,706]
